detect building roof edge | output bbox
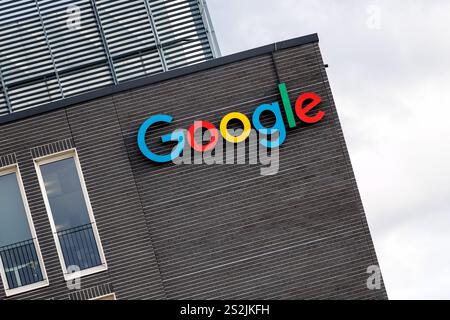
[0,33,319,125]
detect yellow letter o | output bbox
[220,112,251,144]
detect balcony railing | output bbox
[0,239,44,289]
[56,223,102,273]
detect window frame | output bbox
[90,293,117,300]
[34,149,107,281]
[0,164,49,297]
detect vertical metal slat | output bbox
[34,0,65,98]
[143,0,168,71]
[89,0,119,84]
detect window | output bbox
[0,166,48,296]
[35,151,106,280]
[91,293,116,300]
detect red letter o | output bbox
[187,121,219,152]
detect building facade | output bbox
[0,34,387,300]
[0,0,220,115]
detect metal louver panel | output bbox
[95,0,164,82]
[149,0,213,70]
[0,89,9,116]
[0,0,62,112]
[59,63,113,96]
[113,50,163,82]
[0,0,220,116]
[37,0,114,93]
[8,77,61,112]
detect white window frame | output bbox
[0,164,49,297]
[34,149,107,281]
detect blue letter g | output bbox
[137,114,185,163]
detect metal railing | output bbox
[0,239,44,289]
[56,223,102,272]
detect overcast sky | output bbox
[207,0,450,300]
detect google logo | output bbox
[137,83,325,163]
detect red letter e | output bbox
[295,93,325,124]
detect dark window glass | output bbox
[40,158,90,231]
[40,157,102,272]
[0,172,44,290]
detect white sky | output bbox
[207,0,450,300]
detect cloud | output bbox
[207,0,450,299]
